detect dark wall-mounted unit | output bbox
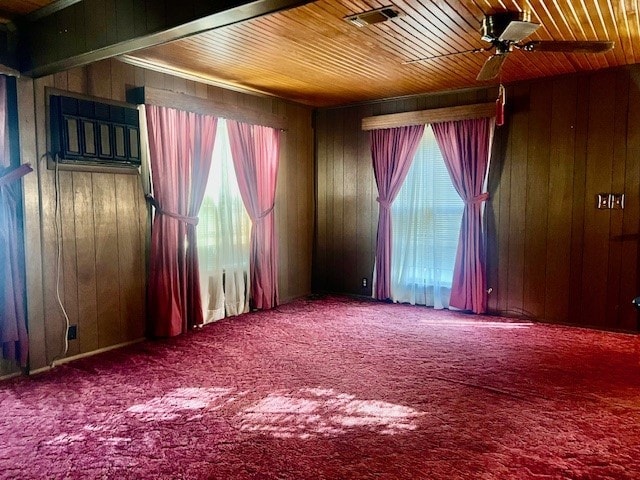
[49,92,141,170]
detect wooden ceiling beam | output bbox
[18,0,313,77]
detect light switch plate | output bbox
[611,193,625,209]
[596,193,611,209]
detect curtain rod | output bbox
[127,86,288,131]
[362,102,496,130]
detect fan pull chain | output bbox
[496,84,506,126]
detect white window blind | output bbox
[390,126,463,309]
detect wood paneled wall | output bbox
[314,65,640,331]
[18,58,314,371]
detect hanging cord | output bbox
[50,153,70,367]
[495,83,506,126]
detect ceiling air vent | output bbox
[344,7,401,27]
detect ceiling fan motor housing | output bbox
[482,11,532,42]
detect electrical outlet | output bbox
[67,325,77,340]
[361,277,368,288]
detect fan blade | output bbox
[404,48,486,64]
[520,40,614,53]
[476,54,508,81]
[499,20,540,42]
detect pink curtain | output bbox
[1,165,32,368]
[227,120,280,310]
[0,77,8,170]
[370,125,425,300]
[145,105,218,336]
[432,117,495,313]
[0,72,31,367]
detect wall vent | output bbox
[344,7,401,27]
[49,92,141,171]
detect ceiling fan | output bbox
[406,11,614,81]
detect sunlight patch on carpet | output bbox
[239,387,424,439]
[126,387,234,421]
[419,319,532,329]
[45,433,86,446]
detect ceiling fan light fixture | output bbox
[344,6,401,27]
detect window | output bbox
[197,119,251,322]
[390,126,463,308]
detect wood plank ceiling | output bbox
[123,0,640,107]
[7,0,639,106]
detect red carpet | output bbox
[1,295,640,479]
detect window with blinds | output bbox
[390,126,463,308]
[197,119,251,322]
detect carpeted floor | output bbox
[2,295,640,479]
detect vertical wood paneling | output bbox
[544,76,578,323]
[109,59,129,102]
[494,109,511,315]
[59,167,80,357]
[324,110,335,291]
[332,110,345,292]
[297,103,314,300]
[485,118,502,312]
[53,71,81,357]
[275,99,290,300]
[606,71,630,328]
[357,104,374,296]
[314,66,640,331]
[93,174,122,347]
[20,57,314,370]
[84,0,108,50]
[303,106,315,296]
[67,67,87,94]
[115,0,135,41]
[343,106,358,293]
[581,71,616,327]
[523,82,552,318]
[35,75,68,365]
[619,68,640,331]
[568,77,590,326]
[16,78,47,370]
[505,85,529,315]
[115,175,145,341]
[313,110,327,291]
[73,172,99,354]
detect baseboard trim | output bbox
[29,338,146,376]
[0,371,23,381]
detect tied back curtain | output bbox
[145,105,218,337]
[371,125,425,300]
[0,166,32,368]
[0,74,31,368]
[432,117,495,313]
[227,120,280,310]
